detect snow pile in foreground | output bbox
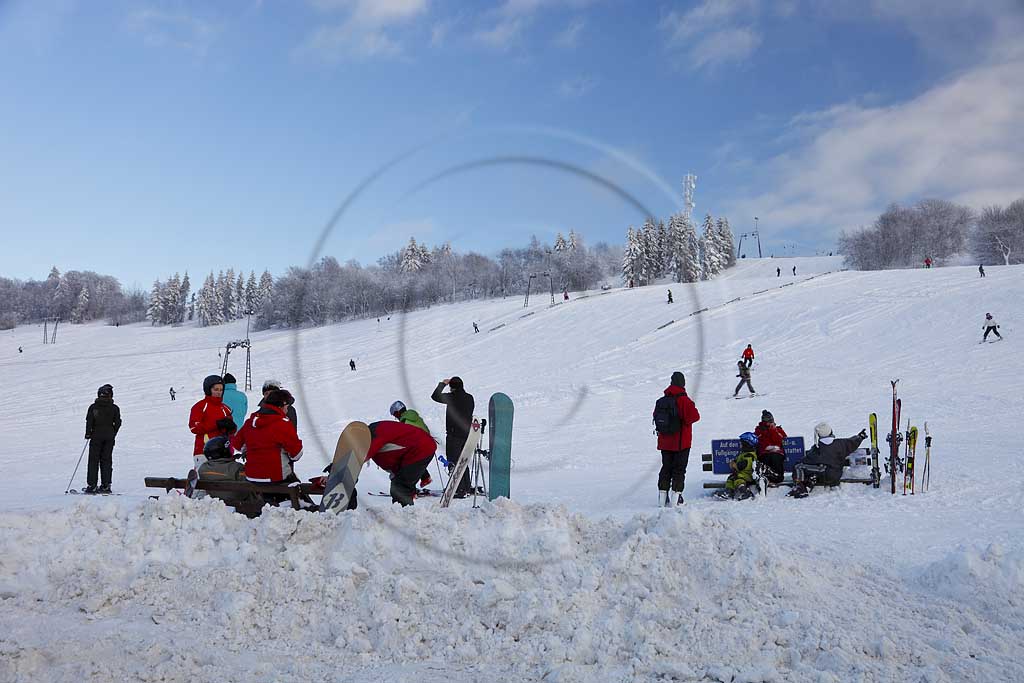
[2,498,1022,682]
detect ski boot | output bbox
[713,488,733,501]
[787,483,810,499]
[97,485,112,495]
[83,485,98,494]
[734,485,753,501]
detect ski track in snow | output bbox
[1,257,1022,682]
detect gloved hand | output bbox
[857,429,868,440]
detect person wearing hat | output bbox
[654,371,701,507]
[431,376,475,498]
[733,360,755,397]
[232,389,305,506]
[714,432,758,501]
[741,344,755,368]
[259,379,297,426]
[982,313,1002,342]
[84,384,121,494]
[789,422,867,498]
[221,373,248,431]
[198,436,261,515]
[390,400,434,488]
[188,374,235,469]
[754,410,787,485]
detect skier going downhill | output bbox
[653,371,701,507]
[983,313,1002,341]
[84,384,121,494]
[754,410,787,485]
[788,422,867,498]
[742,344,755,368]
[734,361,756,397]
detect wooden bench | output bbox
[144,477,323,511]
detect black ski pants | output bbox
[983,325,1001,341]
[658,449,689,492]
[734,378,755,395]
[446,435,472,495]
[759,452,785,484]
[391,457,433,506]
[87,438,114,488]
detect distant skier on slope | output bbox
[366,420,437,506]
[169,386,176,401]
[653,371,701,507]
[788,423,866,498]
[776,267,781,277]
[742,344,755,368]
[667,289,673,304]
[350,359,356,371]
[714,432,757,500]
[792,266,797,276]
[188,375,235,469]
[983,313,1002,341]
[733,361,755,397]
[979,264,986,278]
[473,322,479,333]
[754,410,787,485]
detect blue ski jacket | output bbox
[222,383,249,431]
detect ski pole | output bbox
[65,439,90,494]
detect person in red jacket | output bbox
[654,371,701,507]
[188,374,235,470]
[232,389,303,483]
[366,420,437,506]
[754,410,787,485]
[742,344,755,368]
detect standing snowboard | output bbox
[439,418,482,509]
[320,421,371,514]
[488,393,513,501]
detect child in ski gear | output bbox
[198,436,261,513]
[720,432,757,500]
[221,373,248,431]
[754,410,787,485]
[366,420,437,506]
[188,375,233,469]
[432,376,475,497]
[983,313,1002,341]
[734,361,755,396]
[742,344,754,368]
[788,423,867,498]
[654,371,701,507]
[259,379,297,426]
[84,384,121,494]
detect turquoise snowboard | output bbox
[488,393,513,501]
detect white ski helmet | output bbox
[814,422,833,439]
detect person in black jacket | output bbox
[789,422,866,498]
[84,384,121,494]
[431,376,475,497]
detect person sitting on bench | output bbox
[789,422,866,498]
[232,389,305,506]
[198,436,261,514]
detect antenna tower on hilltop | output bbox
[683,174,697,220]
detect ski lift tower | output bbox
[683,174,697,220]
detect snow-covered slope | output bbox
[1,258,1022,682]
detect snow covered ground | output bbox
[1,256,1022,682]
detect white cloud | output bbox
[554,17,585,48]
[126,7,218,56]
[558,75,597,98]
[724,59,1024,243]
[474,0,597,51]
[298,0,427,62]
[473,17,526,50]
[660,0,762,71]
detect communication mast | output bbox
[683,174,697,220]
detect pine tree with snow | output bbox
[197,273,218,327]
[639,218,658,284]
[178,272,190,324]
[71,286,89,323]
[716,218,736,267]
[166,273,181,325]
[656,220,669,277]
[235,273,245,318]
[257,270,273,310]
[700,213,726,279]
[554,233,568,252]
[245,271,257,313]
[401,237,425,273]
[147,280,163,325]
[568,230,580,251]
[622,227,641,285]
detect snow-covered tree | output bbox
[667,213,701,283]
[553,232,568,252]
[638,218,658,284]
[700,213,727,279]
[235,273,245,317]
[71,286,89,323]
[245,271,257,313]
[401,237,427,273]
[622,227,642,285]
[568,230,580,251]
[257,270,273,309]
[178,273,190,324]
[716,218,736,267]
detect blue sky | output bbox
[1,0,1022,287]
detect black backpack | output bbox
[653,395,682,434]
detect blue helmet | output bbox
[739,432,758,449]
